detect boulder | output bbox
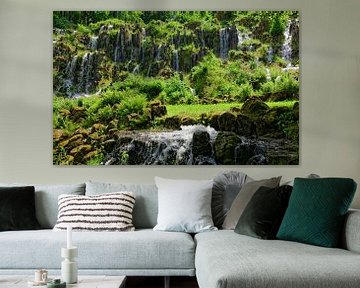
[241,97,269,116]
[214,132,241,165]
[217,112,237,132]
[164,116,181,130]
[149,101,167,119]
[235,114,256,137]
[192,130,212,158]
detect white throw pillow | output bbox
[53,192,135,231]
[153,177,217,233]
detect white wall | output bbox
[0,0,359,208]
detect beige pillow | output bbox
[222,176,281,230]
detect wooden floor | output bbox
[126,276,199,288]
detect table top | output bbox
[0,275,126,288]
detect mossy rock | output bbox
[208,113,220,131]
[241,97,270,116]
[258,106,294,138]
[70,144,93,163]
[149,100,167,119]
[192,130,212,158]
[164,116,181,130]
[214,132,241,165]
[59,139,70,148]
[235,114,256,137]
[62,155,74,165]
[91,123,106,133]
[217,112,237,132]
[74,128,89,136]
[180,116,197,126]
[108,119,119,130]
[68,134,83,143]
[89,132,100,140]
[267,91,291,102]
[53,129,65,141]
[84,150,99,162]
[103,139,117,153]
[70,106,86,122]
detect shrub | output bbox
[163,74,195,104]
[139,79,164,101]
[118,94,147,117]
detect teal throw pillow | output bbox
[277,178,357,247]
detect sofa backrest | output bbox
[0,183,86,228]
[86,181,158,229]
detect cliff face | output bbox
[53,12,299,97]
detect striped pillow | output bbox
[53,192,136,231]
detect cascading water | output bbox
[64,56,78,95]
[282,20,293,62]
[267,46,274,63]
[108,125,218,165]
[237,30,249,49]
[219,28,229,59]
[79,53,92,94]
[173,50,179,71]
[89,36,98,50]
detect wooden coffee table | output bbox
[0,275,126,288]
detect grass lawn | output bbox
[167,100,297,118]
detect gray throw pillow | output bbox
[222,176,281,230]
[212,171,252,228]
[153,177,217,233]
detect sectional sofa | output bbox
[0,175,359,288]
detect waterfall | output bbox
[132,64,140,74]
[77,52,95,95]
[219,28,229,59]
[114,31,121,63]
[267,46,274,63]
[265,68,271,81]
[110,125,218,165]
[282,20,293,62]
[237,30,249,49]
[64,56,79,96]
[89,36,98,50]
[173,50,179,71]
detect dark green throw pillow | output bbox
[234,185,293,239]
[277,178,357,247]
[0,186,41,231]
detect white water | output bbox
[237,30,249,49]
[118,125,218,165]
[282,20,293,62]
[219,28,229,59]
[173,50,179,71]
[89,36,98,50]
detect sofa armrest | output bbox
[342,209,360,253]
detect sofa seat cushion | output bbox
[195,230,360,288]
[0,229,195,271]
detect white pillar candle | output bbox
[67,225,72,248]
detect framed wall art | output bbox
[53,11,299,165]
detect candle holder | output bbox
[61,247,78,284]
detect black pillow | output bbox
[234,185,292,239]
[0,186,41,231]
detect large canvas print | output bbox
[53,11,299,165]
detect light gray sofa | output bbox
[0,181,359,288]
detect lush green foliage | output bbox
[53,11,299,164]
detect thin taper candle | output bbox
[67,225,72,248]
